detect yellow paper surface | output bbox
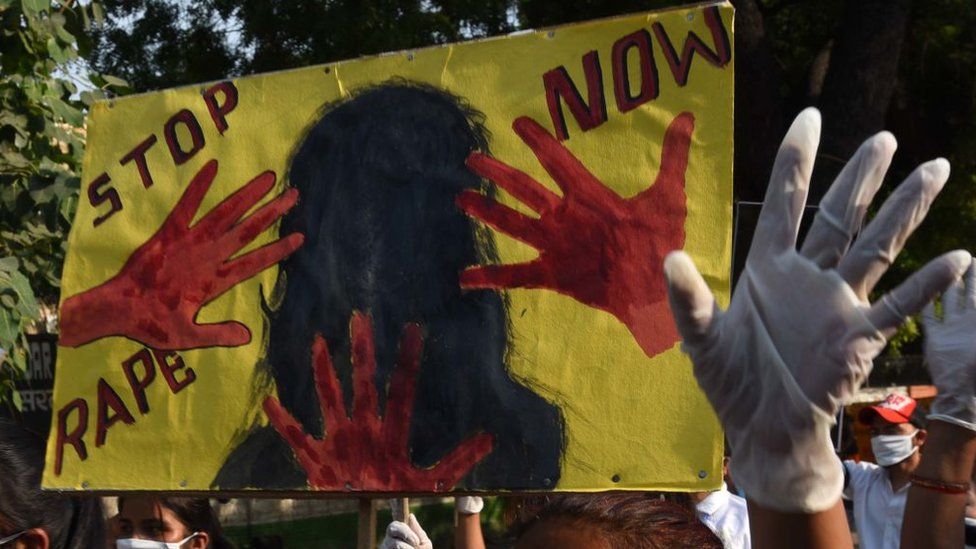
[45,2,734,492]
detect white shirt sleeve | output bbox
[842,459,878,500]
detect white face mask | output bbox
[871,430,918,467]
[116,532,199,549]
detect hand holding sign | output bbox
[263,312,495,491]
[59,159,303,350]
[458,113,694,358]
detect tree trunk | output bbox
[731,0,786,202]
[814,0,913,201]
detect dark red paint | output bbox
[87,172,123,227]
[458,113,695,358]
[122,348,156,414]
[612,29,659,113]
[95,379,134,447]
[54,398,88,475]
[652,6,731,87]
[202,81,238,135]
[119,134,159,189]
[59,159,304,350]
[263,312,495,491]
[163,109,206,165]
[542,50,607,141]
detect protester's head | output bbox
[859,393,928,468]
[0,418,105,549]
[115,498,233,549]
[511,494,722,548]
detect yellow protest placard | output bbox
[45,1,733,493]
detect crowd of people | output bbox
[3,107,976,548]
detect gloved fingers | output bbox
[921,299,938,327]
[407,514,432,545]
[865,250,971,337]
[943,269,967,316]
[944,257,976,317]
[965,257,976,309]
[455,495,485,515]
[837,158,950,300]
[664,251,719,347]
[919,264,972,326]
[385,520,421,546]
[748,108,820,263]
[799,132,895,268]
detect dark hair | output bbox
[215,80,563,489]
[117,497,234,549]
[511,494,723,549]
[0,418,105,549]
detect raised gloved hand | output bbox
[381,514,433,549]
[922,259,976,431]
[664,107,970,512]
[455,496,484,515]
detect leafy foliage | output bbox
[87,0,236,91]
[89,0,518,91]
[0,0,120,410]
[871,0,976,358]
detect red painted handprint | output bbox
[59,159,304,350]
[457,113,694,358]
[263,312,495,491]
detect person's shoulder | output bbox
[843,459,880,477]
[843,459,883,494]
[726,491,749,515]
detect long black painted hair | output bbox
[251,81,563,488]
[117,497,235,549]
[0,418,105,549]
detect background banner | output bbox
[45,1,734,493]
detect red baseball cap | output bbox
[858,393,917,425]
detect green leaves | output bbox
[45,95,84,125]
[0,264,40,320]
[91,1,104,24]
[101,74,128,87]
[21,0,48,16]
[0,257,38,410]
[0,0,122,412]
[46,35,66,63]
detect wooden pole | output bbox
[357,498,376,549]
[393,497,410,522]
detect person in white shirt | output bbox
[843,393,928,549]
[691,455,751,549]
[695,483,751,548]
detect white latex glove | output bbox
[664,107,970,512]
[380,514,433,549]
[922,259,976,431]
[455,496,484,515]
